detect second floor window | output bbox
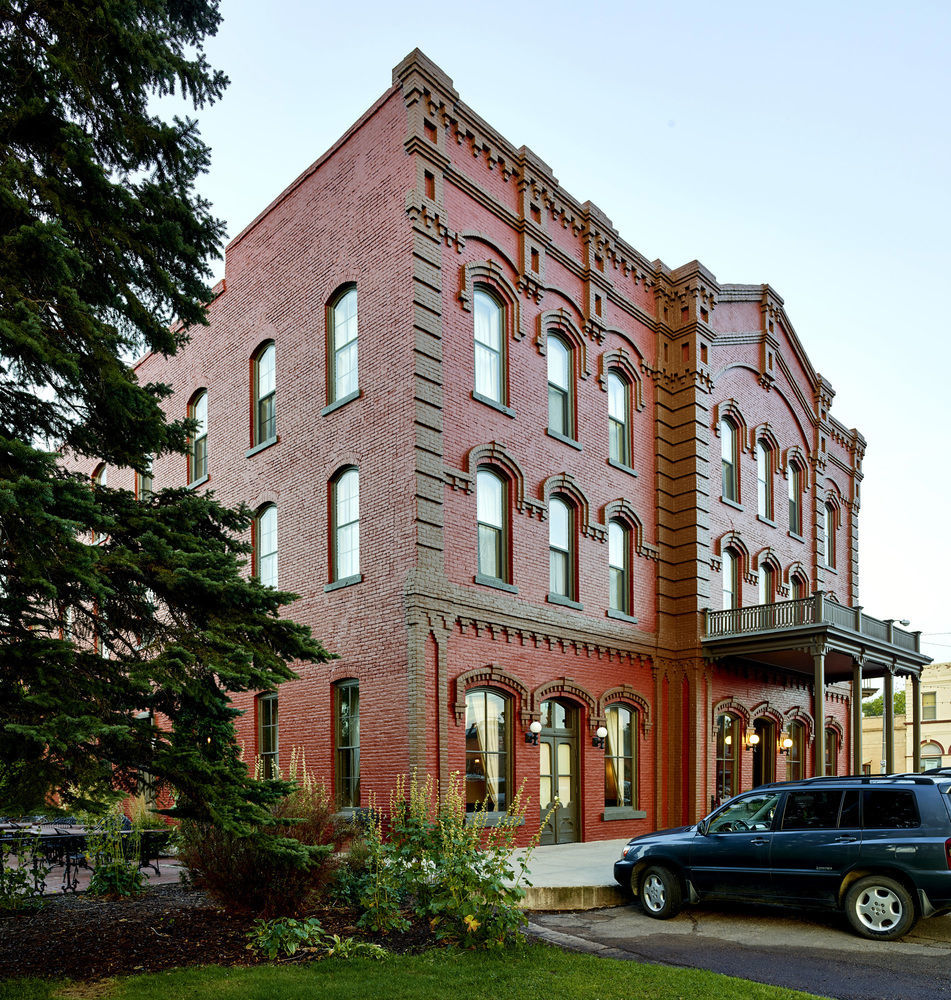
[758,563,775,604]
[332,467,360,581]
[923,692,937,721]
[721,419,738,502]
[188,391,208,482]
[788,463,802,534]
[253,343,276,444]
[547,335,573,438]
[608,371,630,466]
[330,287,358,402]
[255,504,278,588]
[722,547,739,610]
[474,288,504,404]
[476,468,505,581]
[756,440,773,519]
[135,454,154,500]
[549,495,574,600]
[822,502,836,567]
[608,519,631,615]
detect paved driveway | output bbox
[529,902,951,1000]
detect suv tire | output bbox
[639,865,682,919]
[844,875,917,941]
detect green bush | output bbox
[85,810,147,898]
[0,834,51,912]
[246,917,389,961]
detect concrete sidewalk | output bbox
[514,838,630,911]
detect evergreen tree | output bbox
[0,1,331,843]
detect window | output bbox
[135,455,154,500]
[785,721,805,781]
[791,574,808,602]
[548,495,575,601]
[720,419,738,502]
[709,791,781,833]
[465,688,510,813]
[923,692,937,721]
[607,371,631,466]
[756,440,773,519]
[921,743,942,771]
[255,504,278,588]
[332,467,359,582]
[91,464,107,544]
[722,548,739,610]
[608,519,631,615]
[715,713,741,800]
[476,468,506,582]
[822,502,836,567]
[824,727,838,775]
[757,563,775,605]
[329,286,358,403]
[604,704,637,809]
[258,693,278,780]
[253,342,276,445]
[335,680,360,809]
[547,335,573,438]
[474,288,504,405]
[788,463,802,534]
[188,391,208,483]
[863,789,920,829]
[781,790,843,830]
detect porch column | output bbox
[813,644,826,776]
[883,669,895,773]
[910,671,922,773]
[851,658,864,775]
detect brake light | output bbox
[946,838,951,870]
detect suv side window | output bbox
[839,789,860,827]
[708,792,780,833]
[781,790,843,830]
[863,789,920,829]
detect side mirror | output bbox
[696,819,708,836]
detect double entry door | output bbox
[538,699,579,845]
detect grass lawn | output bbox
[3,942,828,1000]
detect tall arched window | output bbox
[464,687,510,814]
[548,495,575,601]
[757,562,775,605]
[329,286,358,403]
[607,370,631,466]
[476,468,506,582]
[786,720,805,781]
[722,547,739,610]
[547,335,573,438]
[135,455,154,500]
[332,467,360,582]
[258,692,278,780]
[756,440,773,519]
[335,680,360,808]
[604,703,637,809]
[255,504,278,588]
[721,419,739,502]
[822,502,836,567]
[253,342,276,445]
[788,462,803,534]
[715,713,741,800]
[188,390,208,483]
[608,519,631,616]
[91,463,107,544]
[474,288,504,405]
[824,727,839,775]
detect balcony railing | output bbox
[704,593,921,653]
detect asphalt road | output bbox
[528,901,951,1000]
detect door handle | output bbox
[750,838,769,846]
[834,836,858,843]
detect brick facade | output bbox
[90,50,883,843]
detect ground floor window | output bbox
[604,704,637,808]
[715,713,740,800]
[465,687,509,812]
[258,693,278,779]
[335,680,360,809]
[824,727,839,775]
[785,721,805,781]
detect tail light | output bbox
[946,838,951,869]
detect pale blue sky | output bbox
[182,0,951,661]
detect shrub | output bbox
[177,751,351,916]
[246,917,389,961]
[0,834,51,912]
[85,809,147,898]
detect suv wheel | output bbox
[639,865,682,920]
[844,876,917,940]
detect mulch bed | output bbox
[0,883,437,981]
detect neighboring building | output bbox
[81,51,930,843]
[862,663,951,774]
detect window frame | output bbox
[756,439,773,520]
[328,286,358,405]
[922,691,937,721]
[788,462,803,535]
[715,712,741,800]
[548,494,576,603]
[757,562,775,605]
[473,287,505,407]
[335,679,360,810]
[464,686,511,815]
[604,703,637,810]
[824,727,839,775]
[547,334,574,440]
[476,467,508,584]
[254,504,278,589]
[608,518,632,616]
[722,547,740,610]
[188,390,208,484]
[258,692,279,780]
[786,721,805,781]
[720,418,739,503]
[822,501,837,567]
[607,370,631,467]
[135,454,154,500]
[331,466,360,584]
[252,342,276,447]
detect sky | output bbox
[180,0,950,664]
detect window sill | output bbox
[720,496,743,512]
[607,458,638,478]
[821,564,838,575]
[245,436,278,458]
[472,391,515,418]
[546,428,582,451]
[187,474,210,490]
[321,389,361,417]
[324,573,363,593]
[548,592,583,611]
[464,812,525,828]
[788,530,804,542]
[606,609,639,625]
[474,574,518,594]
[756,514,777,528]
[603,807,647,822]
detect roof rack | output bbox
[758,773,938,789]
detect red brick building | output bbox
[98,51,929,843]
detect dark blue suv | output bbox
[614,772,951,940]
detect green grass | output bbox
[4,943,829,1000]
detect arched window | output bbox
[757,562,775,605]
[252,342,276,445]
[921,742,943,772]
[822,502,837,567]
[331,467,360,582]
[604,703,637,809]
[464,687,510,813]
[135,455,154,500]
[715,713,741,800]
[722,547,740,610]
[476,468,507,582]
[188,390,208,483]
[785,720,805,781]
[255,504,278,588]
[788,462,803,534]
[824,726,839,775]
[548,495,575,601]
[329,286,358,403]
[258,692,278,780]
[335,680,360,808]
[608,519,632,616]
[91,463,107,544]
[607,370,631,466]
[473,288,504,405]
[547,334,573,439]
[720,419,739,503]
[756,440,773,519]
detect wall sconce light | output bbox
[525,720,542,746]
[778,732,794,755]
[745,730,760,752]
[592,725,608,750]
